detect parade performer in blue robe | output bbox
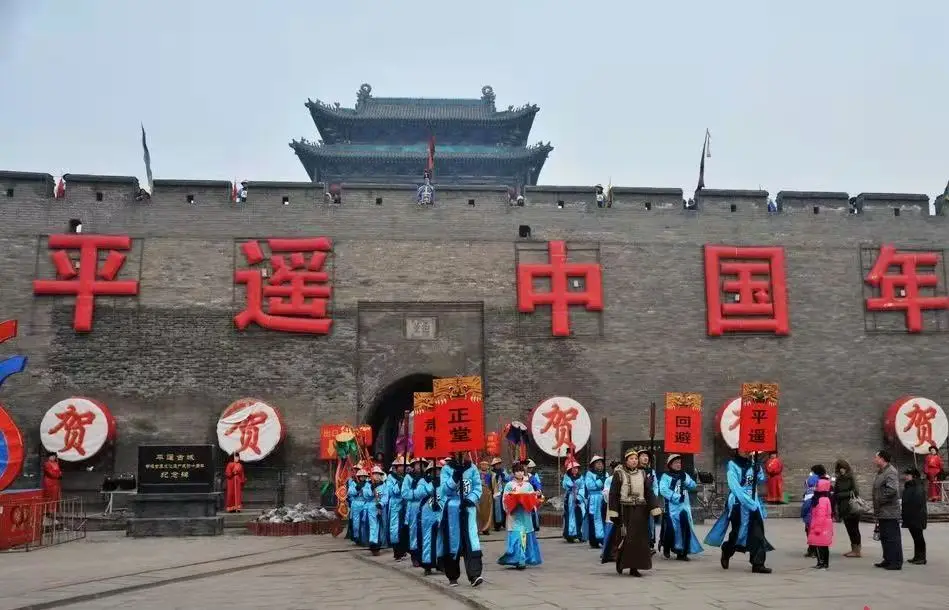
[386,455,408,560]
[561,457,586,542]
[637,451,659,552]
[439,454,485,588]
[349,467,371,546]
[704,451,774,574]
[402,457,425,566]
[599,460,620,562]
[345,465,358,542]
[368,466,389,555]
[498,462,543,569]
[418,459,445,574]
[489,457,509,532]
[583,455,607,548]
[658,454,703,560]
[526,459,543,532]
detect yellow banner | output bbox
[664,392,702,411]
[741,383,779,404]
[432,376,483,405]
[412,392,435,415]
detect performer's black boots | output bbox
[752,565,772,574]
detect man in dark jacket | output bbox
[901,467,928,565]
[871,449,902,570]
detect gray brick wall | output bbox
[0,171,944,501]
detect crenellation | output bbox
[776,191,851,214]
[63,173,139,204]
[0,170,55,199]
[855,192,930,216]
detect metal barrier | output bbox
[1,497,86,552]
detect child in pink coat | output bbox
[807,478,834,569]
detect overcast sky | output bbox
[1,1,946,197]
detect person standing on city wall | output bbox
[871,449,902,570]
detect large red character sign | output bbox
[516,241,603,337]
[864,244,949,333]
[704,245,789,336]
[234,238,333,334]
[33,235,140,332]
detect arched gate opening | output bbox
[366,373,436,465]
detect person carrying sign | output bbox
[438,454,485,588]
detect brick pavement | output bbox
[1,522,946,610]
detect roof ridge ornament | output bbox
[357,83,372,106]
[481,85,496,108]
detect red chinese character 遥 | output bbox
[224,411,268,455]
[704,245,789,336]
[517,241,603,337]
[902,403,937,448]
[865,244,949,333]
[234,238,333,334]
[47,404,96,455]
[33,234,140,332]
[539,403,578,451]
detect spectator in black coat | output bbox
[901,467,928,565]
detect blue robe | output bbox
[490,469,509,529]
[801,473,819,526]
[528,472,543,531]
[704,458,775,560]
[403,473,425,558]
[582,470,607,545]
[658,471,704,556]
[349,480,372,545]
[417,475,443,569]
[497,480,543,568]
[644,467,658,546]
[439,461,483,558]
[368,480,388,549]
[386,473,406,550]
[561,472,586,541]
[600,474,614,562]
[346,479,357,541]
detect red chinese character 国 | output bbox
[47,404,96,455]
[33,234,140,332]
[224,411,268,455]
[902,403,937,447]
[539,403,578,452]
[234,238,333,334]
[704,245,789,336]
[864,244,949,333]
[517,241,603,337]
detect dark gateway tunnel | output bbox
[366,373,435,464]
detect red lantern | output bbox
[485,432,500,457]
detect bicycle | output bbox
[694,472,727,521]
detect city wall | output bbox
[0,169,945,503]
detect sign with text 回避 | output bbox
[664,392,702,454]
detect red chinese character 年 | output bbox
[902,403,937,448]
[539,403,578,452]
[865,244,949,333]
[33,235,140,332]
[517,241,603,337]
[47,404,96,455]
[234,238,333,334]
[224,411,268,455]
[704,245,789,336]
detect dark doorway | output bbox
[366,373,436,465]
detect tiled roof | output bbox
[290,141,553,160]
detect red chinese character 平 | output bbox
[703,245,790,336]
[234,238,333,334]
[516,241,603,337]
[865,244,949,333]
[33,235,140,332]
[539,403,578,452]
[47,404,96,455]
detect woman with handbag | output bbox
[832,459,867,558]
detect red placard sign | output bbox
[664,392,702,454]
[738,383,779,454]
[435,397,485,454]
[412,410,441,458]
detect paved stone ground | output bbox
[0,521,945,610]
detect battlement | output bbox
[0,169,937,223]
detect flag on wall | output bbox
[141,124,154,192]
[426,135,435,177]
[696,129,710,191]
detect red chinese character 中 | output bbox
[517,241,603,337]
[865,244,949,333]
[539,403,578,452]
[224,411,268,455]
[47,404,96,455]
[234,238,333,334]
[33,235,140,332]
[704,245,789,336]
[902,403,937,448]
